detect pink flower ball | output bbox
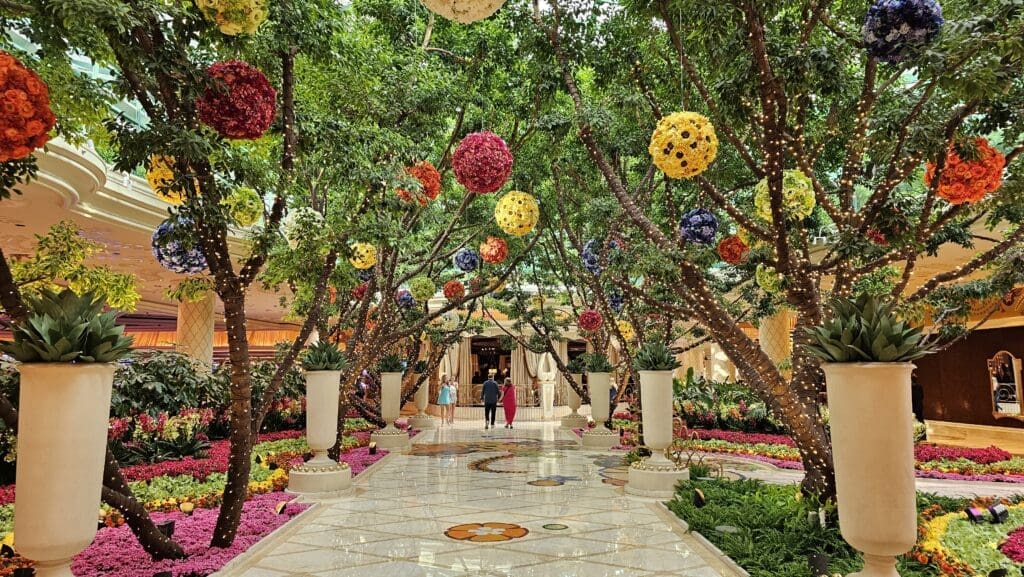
[196,60,276,140]
[452,131,513,194]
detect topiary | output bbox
[803,294,937,363]
[301,341,347,371]
[633,341,681,371]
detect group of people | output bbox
[435,372,518,429]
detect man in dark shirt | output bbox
[481,376,500,429]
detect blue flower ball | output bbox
[152,217,208,274]
[357,268,374,282]
[396,289,415,308]
[453,248,480,272]
[679,208,719,245]
[608,290,624,314]
[863,0,943,64]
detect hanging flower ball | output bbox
[866,228,889,246]
[152,217,207,274]
[578,309,603,332]
[196,60,276,140]
[648,111,718,179]
[221,186,263,227]
[755,264,782,294]
[0,51,56,163]
[754,170,816,222]
[452,131,513,194]
[396,289,415,308]
[420,0,506,23]
[196,0,268,35]
[357,268,374,282]
[409,276,436,302]
[396,160,442,205]
[453,248,480,272]
[349,243,377,270]
[281,207,324,249]
[443,279,465,301]
[352,282,369,300]
[679,208,719,245]
[925,138,1005,205]
[145,155,187,205]
[479,236,509,265]
[717,235,750,265]
[863,0,943,64]
[616,320,635,343]
[494,191,539,237]
[608,290,624,313]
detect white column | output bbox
[176,290,215,370]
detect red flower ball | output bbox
[443,279,465,300]
[717,235,750,265]
[479,236,509,264]
[452,131,513,194]
[196,60,276,140]
[866,228,889,246]
[578,309,603,332]
[0,51,56,162]
[352,282,369,300]
[925,138,1005,205]
[397,160,441,204]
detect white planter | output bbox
[582,372,618,449]
[638,370,674,464]
[15,363,115,577]
[408,374,436,430]
[568,375,582,414]
[303,370,342,465]
[823,362,916,577]
[561,374,589,430]
[371,372,410,451]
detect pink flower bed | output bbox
[692,429,796,447]
[914,443,1012,465]
[72,492,309,577]
[1000,526,1024,562]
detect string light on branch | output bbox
[754,169,816,222]
[925,137,1005,205]
[0,51,55,162]
[648,111,718,179]
[196,60,276,140]
[349,243,377,270]
[863,0,943,64]
[453,131,513,194]
[479,236,509,264]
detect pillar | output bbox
[176,290,215,370]
[758,308,794,377]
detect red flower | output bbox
[479,236,508,264]
[0,51,55,162]
[866,228,888,245]
[924,138,1005,205]
[196,60,276,140]
[452,131,513,194]
[578,309,603,332]
[443,279,465,300]
[397,160,441,204]
[717,235,749,264]
[352,282,369,300]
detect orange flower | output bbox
[0,51,55,162]
[924,137,1005,205]
[444,522,529,542]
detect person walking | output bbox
[500,378,517,429]
[447,377,459,425]
[436,373,452,426]
[481,374,500,430]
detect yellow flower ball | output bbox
[649,111,718,179]
[197,0,268,36]
[349,243,377,270]
[754,169,816,222]
[616,320,635,343]
[494,191,539,237]
[146,155,187,205]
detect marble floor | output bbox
[222,422,737,577]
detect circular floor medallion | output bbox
[542,523,569,531]
[445,522,529,542]
[527,479,563,487]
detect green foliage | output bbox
[412,360,429,374]
[633,340,680,371]
[300,341,348,371]
[112,351,227,417]
[376,353,404,373]
[0,157,38,202]
[803,294,937,363]
[584,352,613,373]
[565,355,586,373]
[0,288,132,363]
[165,277,215,304]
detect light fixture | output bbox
[966,507,987,523]
[808,553,829,577]
[990,504,1010,524]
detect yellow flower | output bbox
[494,191,539,237]
[349,243,377,270]
[648,111,718,179]
[146,155,187,205]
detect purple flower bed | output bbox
[914,443,1012,465]
[914,469,1024,484]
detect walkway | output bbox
[223,423,737,577]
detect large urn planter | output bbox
[407,374,437,430]
[626,370,688,498]
[15,364,115,577]
[582,372,618,449]
[287,370,351,495]
[370,372,411,451]
[823,362,916,577]
[561,374,589,430]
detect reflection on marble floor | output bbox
[223,423,735,577]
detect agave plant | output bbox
[300,341,347,371]
[803,294,937,363]
[633,341,681,371]
[377,353,405,373]
[411,360,429,374]
[0,289,133,363]
[584,352,613,373]
[565,355,586,374]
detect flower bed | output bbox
[913,497,1024,575]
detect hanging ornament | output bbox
[196,0,268,35]
[494,191,539,237]
[0,51,56,163]
[443,279,465,301]
[648,111,718,179]
[863,0,943,64]
[146,155,188,205]
[578,309,603,332]
[349,243,377,270]
[616,320,635,343]
[679,208,719,245]
[754,170,816,222]
[152,217,208,274]
[419,0,506,23]
[717,235,750,265]
[755,264,782,294]
[352,282,369,300]
[925,137,1005,205]
[196,60,276,140]
[396,289,415,308]
[396,160,442,205]
[866,228,889,246]
[608,290,624,314]
[440,310,460,330]
[282,207,324,249]
[452,131,513,194]
[479,236,509,264]
[453,248,480,272]
[357,268,374,282]
[221,186,263,227]
[409,276,436,302]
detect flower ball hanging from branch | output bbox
[443,279,465,301]
[679,208,719,245]
[152,217,208,274]
[863,0,943,64]
[454,248,480,272]
[396,289,415,309]
[754,170,816,222]
[616,320,635,343]
[494,191,539,237]
[452,131,513,194]
[0,51,56,163]
[409,277,436,302]
[419,0,506,24]
[196,0,268,36]
[480,236,509,264]
[282,207,324,249]
[717,235,750,264]
[649,111,718,179]
[349,243,377,270]
[196,60,276,140]
[925,137,1005,205]
[608,290,624,313]
[352,282,369,300]
[578,310,603,333]
[756,264,782,294]
[146,155,188,205]
[396,160,441,205]
[221,186,263,227]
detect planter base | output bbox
[286,462,352,495]
[370,428,412,451]
[34,560,74,577]
[407,414,438,430]
[849,554,899,577]
[582,428,619,449]
[625,459,689,499]
[560,413,589,430]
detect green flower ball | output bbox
[222,186,263,227]
[755,263,782,294]
[754,170,815,222]
[409,276,436,302]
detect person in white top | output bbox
[446,377,459,425]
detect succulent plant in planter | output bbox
[411,360,429,374]
[584,353,613,373]
[0,289,133,363]
[566,356,586,374]
[803,294,937,363]
[300,341,348,371]
[377,353,405,373]
[633,341,681,371]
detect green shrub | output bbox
[301,341,347,371]
[804,294,936,363]
[113,350,227,417]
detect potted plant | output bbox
[581,353,618,448]
[561,356,588,429]
[408,360,436,429]
[370,354,410,450]
[0,289,132,576]
[287,340,350,494]
[804,294,936,577]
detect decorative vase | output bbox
[408,374,436,430]
[823,363,916,577]
[371,372,411,450]
[626,370,688,498]
[561,374,589,430]
[538,353,556,421]
[287,370,351,494]
[15,364,115,577]
[582,372,617,449]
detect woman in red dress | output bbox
[500,378,517,429]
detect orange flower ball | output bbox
[717,235,750,265]
[443,279,465,300]
[924,138,1005,205]
[0,51,56,162]
[396,160,441,204]
[479,236,509,264]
